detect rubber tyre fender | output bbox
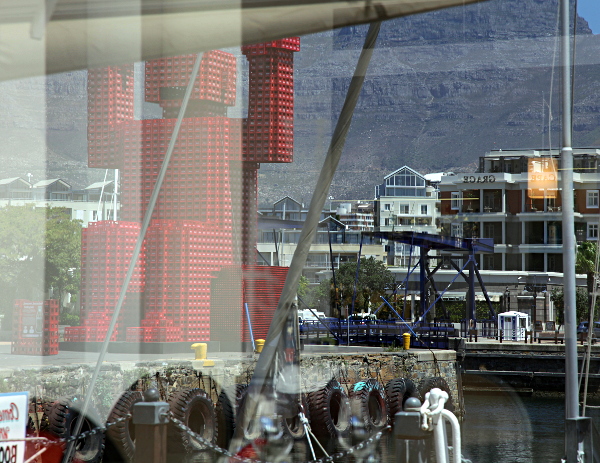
[307,379,351,444]
[167,388,217,454]
[349,379,389,432]
[281,394,311,440]
[418,376,455,412]
[46,397,105,463]
[104,391,143,463]
[385,377,418,418]
[216,384,247,448]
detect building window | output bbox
[451,223,462,238]
[421,204,428,215]
[384,203,391,211]
[399,204,410,214]
[484,223,496,239]
[587,190,599,208]
[451,192,460,210]
[588,223,598,239]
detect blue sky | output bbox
[579,0,599,33]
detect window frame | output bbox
[451,192,461,210]
[587,190,599,208]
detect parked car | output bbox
[576,321,600,340]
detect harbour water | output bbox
[376,393,599,463]
[461,394,566,463]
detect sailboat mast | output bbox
[560,0,579,453]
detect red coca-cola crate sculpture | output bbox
[81,39,299,342]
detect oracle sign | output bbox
[462,175,496,184]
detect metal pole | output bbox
[560,0,580,458]
[244,302,256,352]
[468,254,476,322]
[231,22,381,451]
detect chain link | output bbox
[10,409,388,463]
[26,413,130,447]
[169,413,389,463]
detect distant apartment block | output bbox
[0,177,118,226]
[374,166,440,266]
[257,196,383,282]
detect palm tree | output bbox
[576,241,598,320]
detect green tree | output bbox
[301,279,333,314]
[576,241,598,318]
[0,206,82,327]
[551,286,595,325]
[0,206,46,324]
[336,257,395,314]
[44,208,82,311]
[297,275,310,299]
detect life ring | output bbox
[349,379,388,432]
[419,376,455,412]
[45,397,105,463]
[307,378,351,444]
[167,388,217,454]
[216,384,247,448]
[104,391,143,463]
[385,377,418,419]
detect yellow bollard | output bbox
[255,339,265,353]
[403,333,411,350]
[191,343,207,359]
[191,343,214,366]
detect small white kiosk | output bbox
[498,311,530,341]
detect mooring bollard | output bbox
[394,397,432,463]
[255,339,265,353]
[403,332,411,350]
[133,388,169,463]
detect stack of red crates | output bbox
[241,266,289,342]
[12,300,59,355]
[87,65,135,169]
[242,38,300,163]
[119,117,242,223]
[144,51,237,110]
[209,266,244,343]
[141,220,233,341]
[239,164,259,266]
[79,41,299,344]
[79,221,145,319]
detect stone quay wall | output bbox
[0,349,459,419]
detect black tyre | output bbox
[216,384,247,448]
[307,379,351,444]
[385,377,418,418]
[46,398,105,463]
[418,376,455,412]
[349,379,388,432]
[168,388,217,454]
[281,394,310,440]
[104,391,143,463]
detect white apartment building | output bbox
[374,166,440,266]
[257,197,383,283]
[0,177,118,226]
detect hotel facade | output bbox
[438,148,600,273]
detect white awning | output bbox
[1,0,488,81]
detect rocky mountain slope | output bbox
[259,0,600,205]
[0,0,598,206]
